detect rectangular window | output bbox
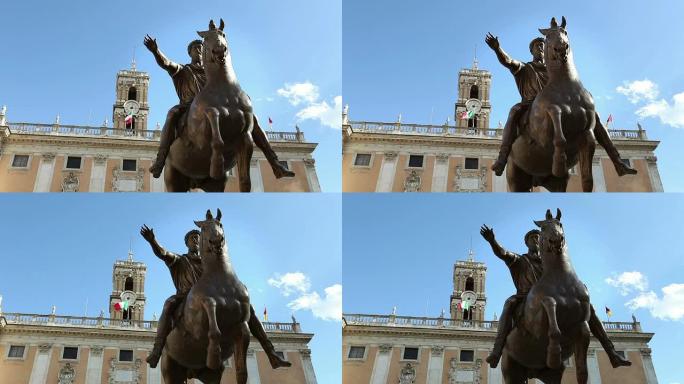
[465,157,479,170]
[7,345,25,359]
[278,160,289,170]
[403,347,419,360]
[617,350,626,358]
[66,156,82,169]
[354,153,372,167]
[119,349,134,362]
[62,347,78,360]
[348,346,366,359]
[11,155,29,168]
[122,159,137,171]
[275,351,285,360]
[460,349,474,362]
[621,158,631,167]
[408,155,424,168]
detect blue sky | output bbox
[343,194,684,384]
[1,0,341,191]
[0,194,341,383]
[343,0,684,192]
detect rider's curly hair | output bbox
[529,37,544,54]
[524,229,541,246]
[184,229,201,246]
[187,40,203,56]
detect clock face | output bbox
[120,290,137,305]
[460,290,477,305]
[123,100,140,115]
[465,99,482,113]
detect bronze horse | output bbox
[165,19,254,192]
[507,17,598,192]
[501,209,591,383]
[160,209,252,383]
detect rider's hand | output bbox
[480,224,496,242]
[140,224,156,242]
[144,35,158,53]
[485,33,500,50]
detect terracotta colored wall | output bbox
[445,157,463,192]
[603,159,652,192]
[0,344,36,382]
[598,350,647,384]
[343,345,377,384]
[256,350,308,384]
[342,152,383,192]
[387,347,428,384]
[0,153,40,191]
[261,161,310,192]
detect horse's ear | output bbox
[539,28,549,36]
[560,16,566,29]
[194,220,202,228]
[556,208,562,221]
[216,209,222,222]
[219,18,225,31]
[206,209,213,220]
[197,31,206,39]
[545,209,553,220]
[550,17,558,28]
[209,20,216,30]
[533,220,543,228]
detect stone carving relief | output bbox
[399,363,416,384]
[107,357,143,384]
[58,363,76,384]
[448,357,482,384]
[112,166,145,192]
[404,170,421,192]
[454,166,487,192]
[61,172,80,192]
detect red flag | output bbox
[263,307,268,322]
[607,114,613,123]
[268,117,273,124]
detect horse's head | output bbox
[533,208,565,253]
[539,16,570,65]
[197,19,229,66]
[194,209,225,259]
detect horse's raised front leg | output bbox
[574,315,591,384]
[578,115,596,192]
[205,107,226,180]
[160,352,187,384]
[236,134,254,192]
[201,296,223,370]
[547,105,568,178]
[541,296,562,369]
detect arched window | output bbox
[123,308,131,320]
[467,117,477,128]
[469,85,479,99]
[128,86,137,101]
[465,276,475,291]
[125,277,134,291]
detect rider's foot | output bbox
[146,349,162,368]
[271,162,295,179]
[485,352,501,369]
[608,351,632,368]
[149,160,165,179]
[491,160,506,177]
[267,351,293,369]
[614,161,638,176]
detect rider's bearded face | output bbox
[527,234,540,253]
[187,234,201,253]
[189,44,203,65]
[532,42,544,62]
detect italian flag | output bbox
[462,300,471,311]
[263,307,268,322]
[114,301,129,312]
[605,306,612,318]
[124,114,133,126]
[459,110,475,120]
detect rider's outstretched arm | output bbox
[480,225,518,265]
[144,35,181,77]
[140,225,179,266]
[485,33,522,73]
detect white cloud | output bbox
[626,284,684,321]
[267,272,311,297]
[277,82,320,106]
[295,95,342,129]
[636,92,684,128]
[268,272,341,322]
[616,79,659,103]
[287,284,342,321]
[605,271,648,296]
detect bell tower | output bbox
[454,58,492,129]
[109,249,147,321]
[113,60,150,131]
[449,249,487,321]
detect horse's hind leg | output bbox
[547,105,568,177]
[205,107,226,179]
[574,321,591,384]
[201,297,223,370]
[160,352,187,384]
[506,162,533,192]
[541,296,562,369]
[236,134,254,192]
[579,123,597,192]
[164,164,190,192]
[501,351,528,384]
[195,367,225,384]
[233,321,251,384]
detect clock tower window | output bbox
[124,277,134,291]
[127,86,137,101]
[469,85,479,99]
[465,276,475,291]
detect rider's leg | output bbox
[588,304,632,367]
[541,296,562,369]
[251,116,295,178]
[486,295,519,368]
[247,305,292,368]
[492,104,524,176]
[146,295,182,368]
[150,105,184,178]
[593,114,638,176]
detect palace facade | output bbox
[342,64,662,192]
[0,252,318,384]
[342,254,658,384]
[0,65,321,192]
